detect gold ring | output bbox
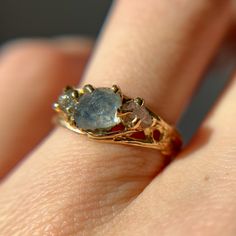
[53,84,182,157]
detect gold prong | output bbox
[78,88,84,96]
[71,90,79,99]
[131,117,142,129]
[131,116,138,125]
[69,116,76,126]
[53,102,60,112]
[83,84,94,93]
[64,86,73,92]
[111,85,120,93]
[134,97,144,106]
[117,110,132,118]
[66,106,73,114]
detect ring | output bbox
[53,84,182,157]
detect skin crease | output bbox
[0,0,236,236]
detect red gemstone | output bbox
[153,129,161,141]
[110,123,125,132]
[130,131,146,140]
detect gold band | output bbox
[53,85,182,157]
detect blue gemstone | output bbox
[75,88,122,130]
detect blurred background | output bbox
[0,0,111,43]
[1,0,236,143]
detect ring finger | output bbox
[0,0,232,235]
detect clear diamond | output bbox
[58,89,75,114]
[122,100,152,128]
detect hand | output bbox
[0,1,235,235]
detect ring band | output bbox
[53,84,182,157]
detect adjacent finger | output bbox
[0,1,232,235]
[0,39,92,179]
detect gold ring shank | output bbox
[53,85,182,157]
[57,115,182,157]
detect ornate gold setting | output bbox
[53,84,182,157]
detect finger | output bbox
[84,0,231,122]
[109,76,236,236]
[0,1,232,235]
[0,38,92,179]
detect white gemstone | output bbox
[58,90,75,113]
[122,100,152,128]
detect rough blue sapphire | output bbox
[75,88,122,130]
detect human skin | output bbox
[0,0,236,235]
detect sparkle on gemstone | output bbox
[75,88,122,130]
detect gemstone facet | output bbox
[121,100,153,128]
[58,89,76,114]
[75,88,122,130]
